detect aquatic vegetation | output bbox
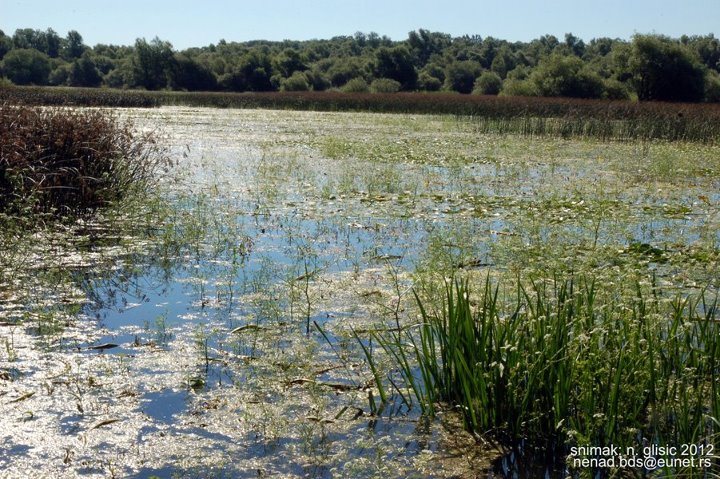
[0,107,718,478]
[0,103,168,215]
[4,86,720,143]
[362,275,718,474]
[0,85,160,108]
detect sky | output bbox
[3,0,719,50]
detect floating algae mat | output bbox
[1,107,719,478]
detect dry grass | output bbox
[0,103,167,215]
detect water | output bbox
[2,107,718,477]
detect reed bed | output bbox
[0,85,159,108]
[0,103,167,215]
[3,86,720,143]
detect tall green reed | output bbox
[361,273,719,469]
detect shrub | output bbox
[328,57,369,87]
[170,54,217,91]
[304,69,331,91]
[500,78,539,96]
[506,65,531,80]
[417,71,442,91]
[603,78,631,100]
[48,63,71,86]
[705,70,720,102]
[281,71,310,92]
[0,104,167,214]
[69,54,103,88]
[530,54,605,98]
[472,71,503,95]
[1,48,51,85]
[370,78,401,93]
[341,77,369,93]
[372,46,417,90]
[444,60,482,93]
[628,34,706,102]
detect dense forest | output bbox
[1,27,719,102]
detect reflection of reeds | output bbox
[3,86,720,142]
[360,275,719,471]
[0,103,167,214]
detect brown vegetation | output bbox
[3,86,720,143]
[0,102,166,214]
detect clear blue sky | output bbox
[3,0,719,49]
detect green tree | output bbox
[444,60,482,93]
[0,30,12,60]
[417,71,442,91]
[327,57,369,87]
[48,62,71,86]
[585,37,619,59]
[473,71,503,95]
[9,28,60,58]
[238,50,274,91]
[92,43,130,61]
[170,54,217,91]
[219,70,245,91]
[5,26,715,101]
[474,36,498,69]
[341,77,369,93]
[421,63,445,83]
[131,37,175,90]
[603,78,631,100]
[64,30,87,60]
[274,48,306,77]
[92,55,116,75]
[281,71,310,91]
[530,54,605,98]
[373,45,417,90]
[103,59,133,88]
[12,28,46,52]
[500,78,538,96]
[689,34,720,71]
[45,29,61,58]
[220,50,274,91]
[506,64,531,80]
[304,68,331,91]
[561,33,586,57]
[490,45,516,78]
[705,70,720,101]
[407,29,451,66]
[370,78,401,93]
[366,32,385,49]
[1,48,51,85]
[627,35,706,102]
[69,52,102,87]
[523,34,560,65]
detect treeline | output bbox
[1,27,720,102]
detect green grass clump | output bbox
[0,103,168,215]
[363,274,719,473]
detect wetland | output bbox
[1,106,719,478]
